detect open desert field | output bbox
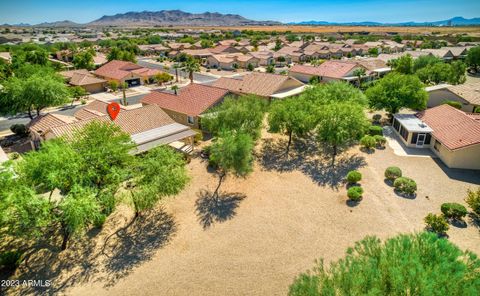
[173,25,480,35]
[7,128,480,296]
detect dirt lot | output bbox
[6,130,480,296]
[173,25,480,35]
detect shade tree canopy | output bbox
[366,73,428,116]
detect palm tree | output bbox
[171,85,179,95]
[182,58,200,83]
[173,63,180,82]
[353,68,366,87]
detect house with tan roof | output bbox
[60,69,107,93]
[138,44,169,56]
[392,104,480,170]
[94,60,162,87]
[209,45,241,55]
[140,83,229,129]
[212,72,305,99]
[289,60,370,84]
[426,82,480,112]
[28,101,197,154]
[206,53,259,70]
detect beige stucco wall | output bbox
[430,138,480,170]
[427,89,474,112]
[158,108,200,129]
[82,82,105,94]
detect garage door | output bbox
[125,78,141,87]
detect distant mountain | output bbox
[87,10,281,26]
[35,20,81,27]
[289,16,480,26]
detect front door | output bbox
[416,133,426,147]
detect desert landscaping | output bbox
[6,126,479,296]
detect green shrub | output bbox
[360,135,376,149]
[441,203,467,220]
[0,250,24,270]
[385,166,402,181]
[288,232,480,296]
[346,170,362,184]
[442,100,462,110]
[372,114,382,123]
[374,135,387,147]
[424,213,449,235]
[394,177,417,195]
[193,129,203,143]
[347,186,364,201]
[465,188,480,215]
[8,152,20,160]
[368,125,383,136]
[80,98,87,105]
[10,124,28,136]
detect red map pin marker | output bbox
[107,102,120,120]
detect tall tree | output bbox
[209,131,254,198]
[72,51,95,70]
[268,97,315,154]
[466,46,480,73]
[289,232,480,296]
[0,73,71,118]
[129,147,189,218]
[181,57,200,83]
[202,95,266,141]
[366,73,428,117]
[392,54,414,74]
[316,102,369,166]
[302,81,368,106]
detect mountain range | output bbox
[288,16,480,26]
[3,11,480,27]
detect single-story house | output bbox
[420,49,455,61]
[289,60,369,84]
[93,53,108,68]
[140,83,229,129]
[212,72,305,99]
[60,69,107,93]
[206,53,259,70]
[28,101,197,154]
[392,104,480,170]
[426,82,480,112]
[209,45,241,55]
[94,60,162,87]
[248,51,275,66]
[138,44,169,56]
[442,47,468,59]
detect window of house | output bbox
[425,133,432,145]
[187,116,195,125]
[411,133,418,144]
[393,118,400,132]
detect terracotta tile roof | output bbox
[93,53,108,65]
[74,108,107,120]
[73,99,127,119]
[356,59,389,71]
[94,60,145,80]
[212,72,303,97]
[49,105,176,139]
[70,72,106,86]
[416,104,480,150]
[130,67,162,77]
[290,60,363,79]
[28,113,77,134]
[60,69,91,79]
[209,45,240,54]
[446,82,480,105]
[141,83,229,116]
[182,49,213,57]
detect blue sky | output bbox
[1,0,479,24]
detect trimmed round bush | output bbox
[346,170,362,184]
[347,186,364,201]
[372,114,382,123]
[441,203,467,220]
[374,135,387,147]
[368,125,383,136]
[360,135,376,149]
[394,177,417,195]
[385,166,402,181]
[424,213,449,235]
[0,250,24,271]
[10,124,28,136]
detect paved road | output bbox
[0,93,148,133]
[137,59,219,84]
